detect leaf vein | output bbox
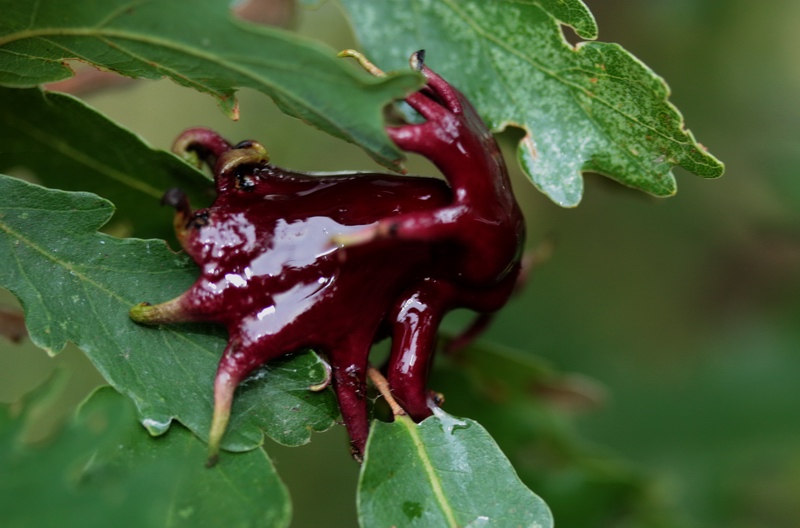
[0,26,390,152]
[438,0,685,148]
[399,417,459,527]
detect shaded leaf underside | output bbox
[0,86,210,239]
[0,0,424,168]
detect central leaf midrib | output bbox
[3,27,314,79]
[399,416,459,527]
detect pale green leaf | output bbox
[340,0,724,206]
[358,411,552,528]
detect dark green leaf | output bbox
[0,87,210,238]
[340,0,724,206]
[0,0,423,168]
[358,411,552,528]
[0,382,290,528]
[0,174,337,451]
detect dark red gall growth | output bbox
[130,52,525,464]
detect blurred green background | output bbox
[2,0,799,526]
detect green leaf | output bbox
[84,387,291,528]
[517,0,598,39]
[358,411,552,528]
[0,87,210,238]
[1,382,290,528]
[340,0,724,206]
[0,174,337,451]
[0,0,423,168]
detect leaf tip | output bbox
[141,415,173,436]
[217,94,240,121]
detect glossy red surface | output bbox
[131,56,525,463]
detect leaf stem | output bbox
[338,49,386,77]
[366,365,406,417]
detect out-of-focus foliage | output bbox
[0,381,291,528]
[429,340,672,528]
